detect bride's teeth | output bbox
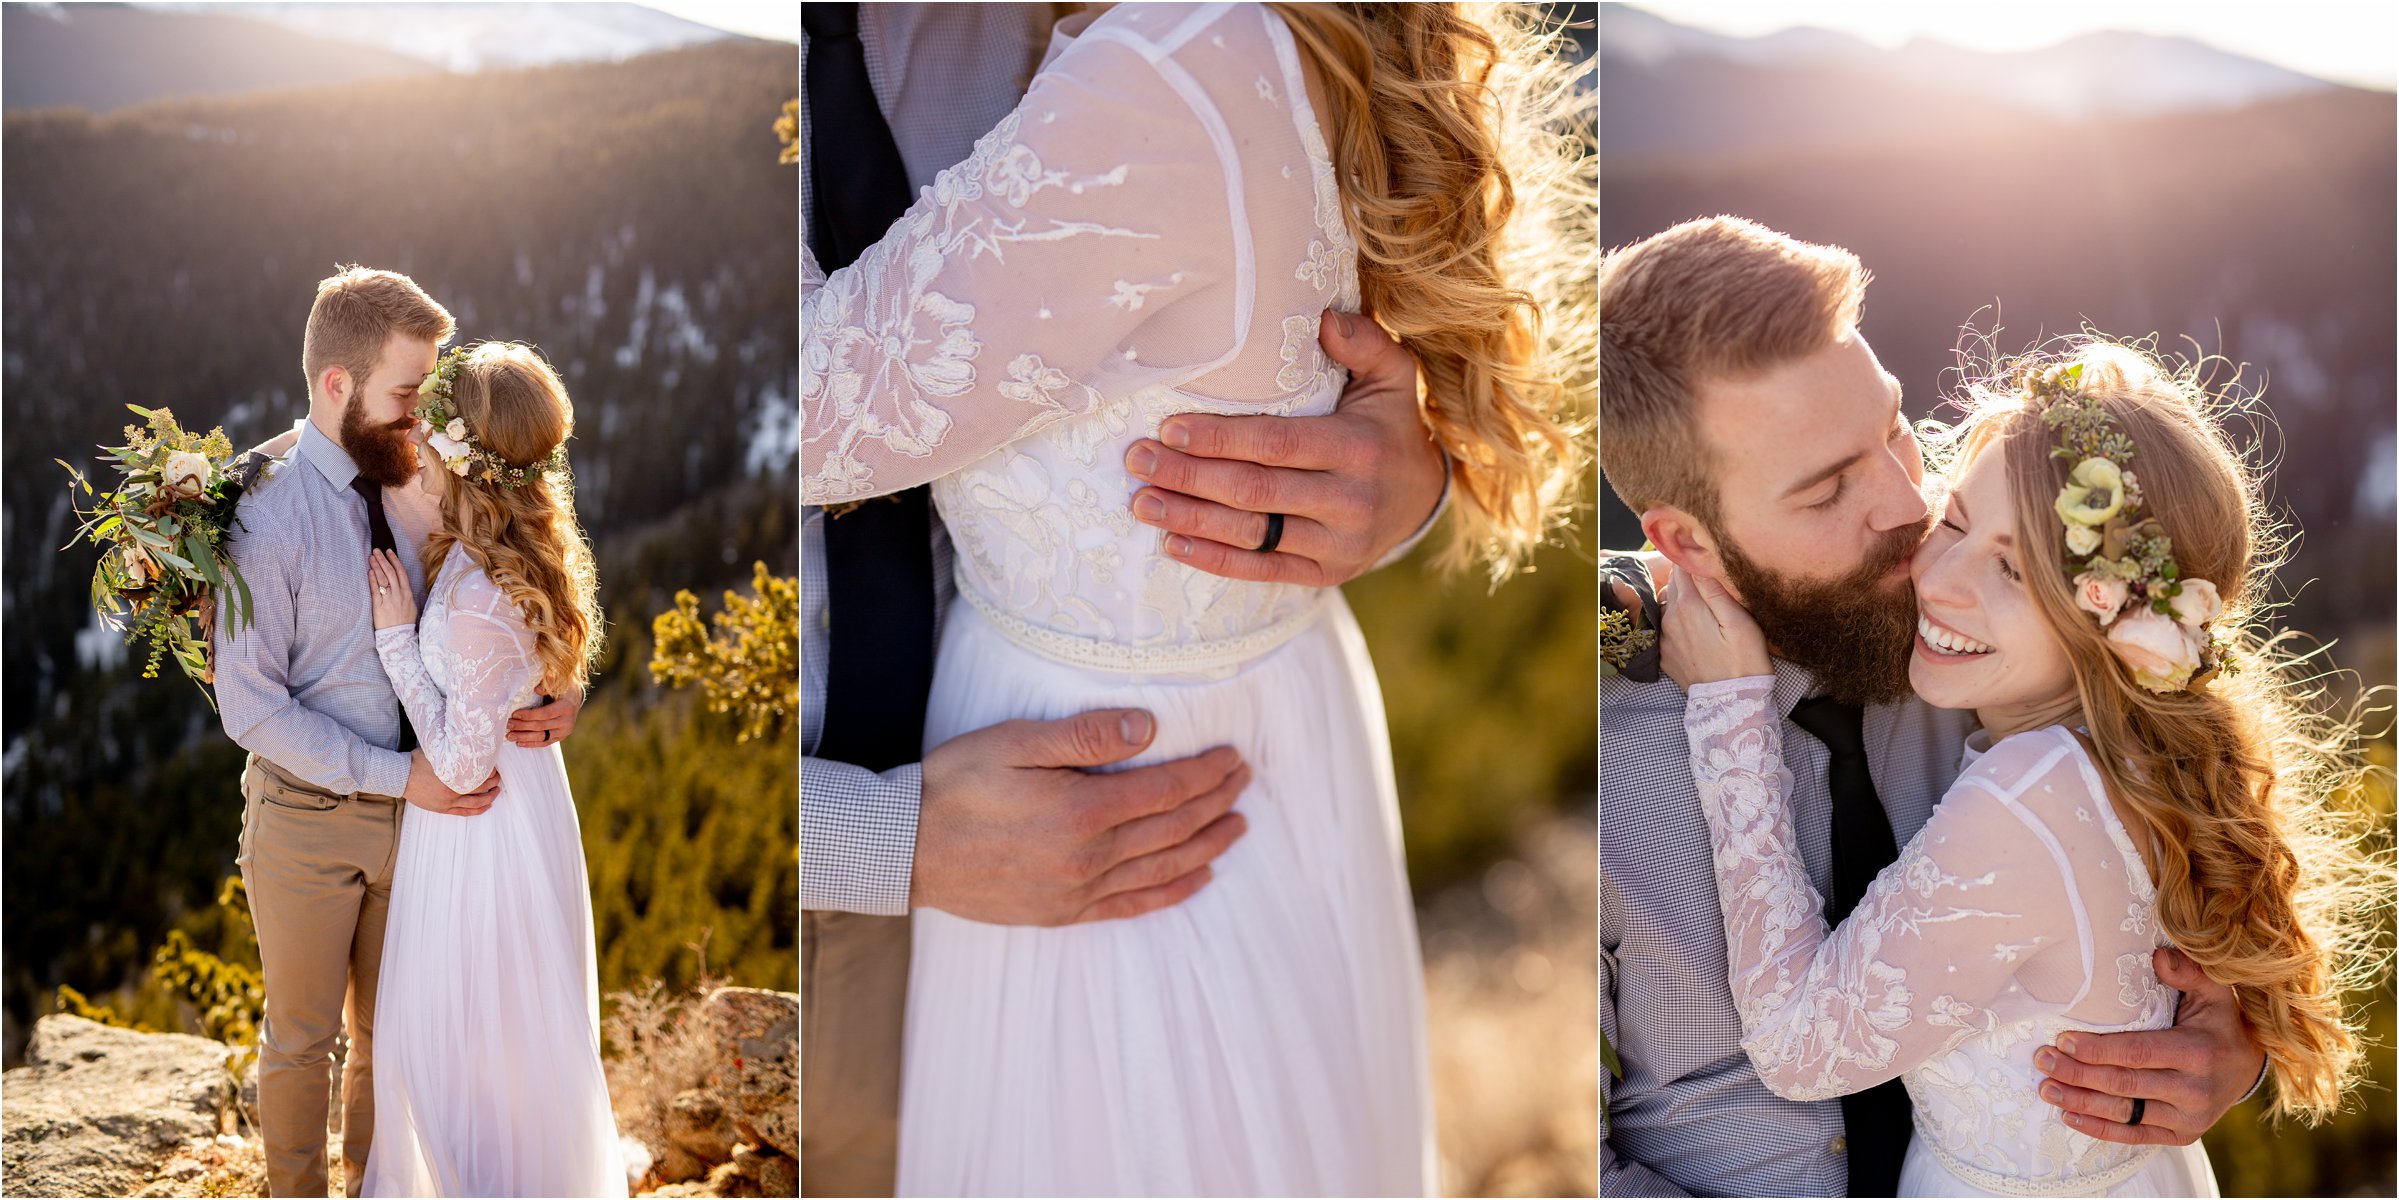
[1918,615,1992,655]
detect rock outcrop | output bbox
[2,1015,237,1198]
[703,987,798,1161]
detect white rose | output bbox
[120,542,152,586]
[2065,525,2102,557]
[2106,609,2203,692]
[445,418,468,442]
[2072,571,2129,624]
[2169,578,2223,628]
[161,449,213,497]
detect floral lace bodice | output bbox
[1685,679,2179,1195]
[373,544,544,794]
[802,2,1359,677]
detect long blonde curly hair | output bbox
[1940,336,2392,1123]
[1266,1,1593,581]
[421,342,604,695]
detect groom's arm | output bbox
[1126,312,1449,585]
[2032,945,2269,1145]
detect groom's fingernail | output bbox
[2058,1034,2080,1056]
[1126,443,1157,476]
[1162,421,1190,449]
[1134,493,1166,522]
[1337,311,1355,339]
[2041,1082,2063,1103]
[2036,1048,2058,1072]
[1167,535,1193,558]
[1120,712,1152,745]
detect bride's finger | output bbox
[1687,570,1743,627]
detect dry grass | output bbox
[1421,806,1598,1197]
[601,972,727,1155]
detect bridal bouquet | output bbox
[57,405,255,700]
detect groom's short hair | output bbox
[302,266,455,401]
[1600,216,1867,522]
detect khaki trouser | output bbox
[238,754,403,1199]
[801,911,912,1198]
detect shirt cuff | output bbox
[365,746,412,801]
[801,758,923,916]
[1369,448,1451,572]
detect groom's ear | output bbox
[1639,505,1727,586]
[320,365,351,407]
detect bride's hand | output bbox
[1659,568,1771,687]
[368,549,417,630]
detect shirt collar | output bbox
[296,417,362,492]
[1768,658,1822,720]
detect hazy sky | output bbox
[1630,1,2398,90]
[643,0,793,44]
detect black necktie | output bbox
[1788,695,1909,1198]
[351,475,419,755]
[806,2,938,772]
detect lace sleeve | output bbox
[1685,678,2084,1100]
[373,577,540,795]
[802,27,1241,504]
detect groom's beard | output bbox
[342,402,420,488]
[1716,515,1930,707]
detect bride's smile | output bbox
[1907,450,2079,738]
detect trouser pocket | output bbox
[244,757,344,812]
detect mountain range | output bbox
[1601,5,2352,163]
[3,2,748,113]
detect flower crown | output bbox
[413,346,569,488]
[2026,362,2233,693]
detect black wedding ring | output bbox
[1255,512,1285,554]
[2127,1097,2145,1126]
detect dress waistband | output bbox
[957,583,1328,676]
[1919,1125,2160,1196]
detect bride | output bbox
[360,342,623,1196]
[803,1,1586,1192]
[1662,340,2385,1196]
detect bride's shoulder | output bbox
[1953,724,2101,805]
[1071,3,1273,62]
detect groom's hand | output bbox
[915,709,1252,926]
[2033,947,2267,1145]
[402,750,498,816]
[1125,311,1445,586]
[507,689,583,748]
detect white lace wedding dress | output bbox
[361,543,625,1197]
[1685,678,2218,1196]
[803,3,1433,1194]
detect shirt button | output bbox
[1831,1135,1848,1154]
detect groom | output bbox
[1598,217,2268,1196]
[214,266,585,1197]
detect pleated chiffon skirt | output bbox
[897,594,1436,1197]
[362,741,627,1197]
